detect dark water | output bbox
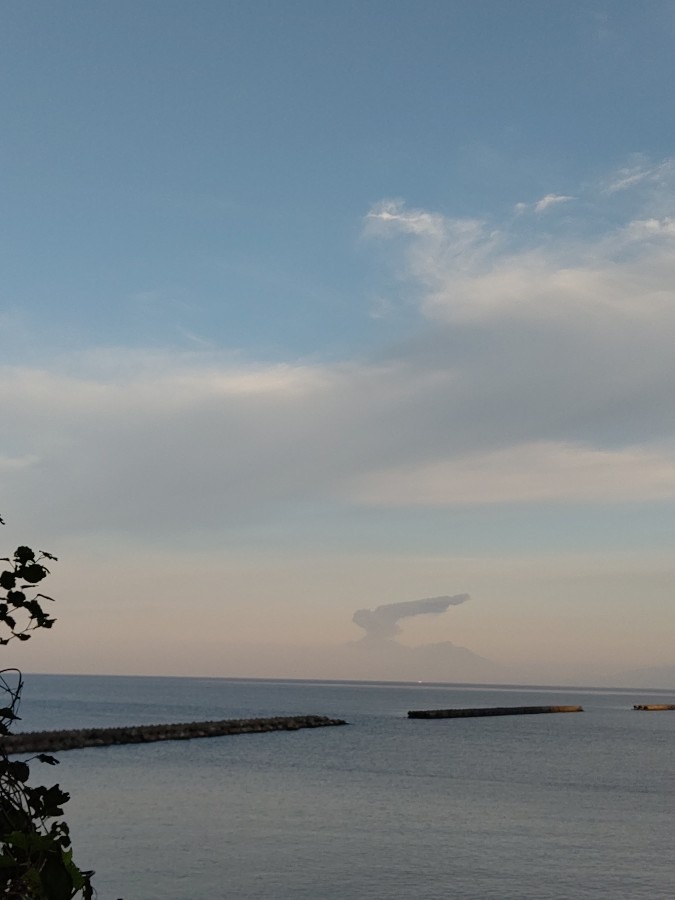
[13,675,675,899]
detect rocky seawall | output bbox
[2,715,347,754]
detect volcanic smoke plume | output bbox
[352,594,470,641]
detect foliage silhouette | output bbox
[0,515,94,899]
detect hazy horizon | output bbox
[18,655,675,693]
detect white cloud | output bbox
[0,454,37,472]
[366,175,675,324]
[603,156,675,195]
[516,194,576,214]
[621,216,675,240]
[2,160,675,541]
[2,299,675,537]
[345,441,675,507]
[605,165,652,194]
[365,199,448,238]
[534,193,575,212]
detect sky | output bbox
[2,1,675,685]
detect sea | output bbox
[11,674,675,900]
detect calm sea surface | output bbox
[13,675,675,899]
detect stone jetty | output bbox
[633,704,675,711]
[408,705,583,719]
[1,715,347,755]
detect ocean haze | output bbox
[4,540,673,688]
[15,633,675,689]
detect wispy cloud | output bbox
[535,193,575,212]
[365,199,448,238]
[0,454,37,473]
[346,441,675,507]
[603,156,675,195]
[515,193,576,214]
[366,165,675,324]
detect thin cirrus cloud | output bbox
[533,193,576,213]
[603,156,675,195]
[2,158,675,538]
[514,193,576,214]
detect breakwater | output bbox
[1,715,347,754]
[408,705,583,719]
[633,704,675,711]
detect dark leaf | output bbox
[39,784,71,817]
[39,851,77,900]
[0,570,16,590]
[14,546,35,564]
[7,760,30,782]
[20,562,47,583]
[37,754,60,766]
[25,599,45,619]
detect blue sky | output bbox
[2,2,675,682]
[5,0,674,358]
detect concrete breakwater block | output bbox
[633,704,675,711]
[408,705,583,719]
[1,715,347,754]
